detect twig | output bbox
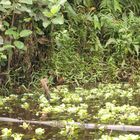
[0,117,140,132]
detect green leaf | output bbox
[23,18,31,22]
[0,0,11,5]
[3,21,10,27]
[3,44,15,50]
[35,128,45,136]
[134,45,139,56]
[43,10,53,18]
[5,28,19,39]
[18,0,33,5]
[52,15,64,24]
[1,54,7,60]
[0,21,3,30]
[83,0,92,8]
[65,2,77,17]
[20,30,32,37]
[105,38,116,47]
[93,15,101,30]
[17,5,32,13]
[14,41,25,50]
[0,47,5,52]
[114,0,122,12]
[59,0,67,5]
[50,5,60,15]
[43,20,51,28]
[0,36,4,45]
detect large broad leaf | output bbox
[14,41,25,50]
[20,30,32,37]
[0,0,11,5]
[52,15,64,24]
[18,0,33,5]
[5,28,19,39]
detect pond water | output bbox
[0,84,140,139]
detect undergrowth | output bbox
[0,0,140,89]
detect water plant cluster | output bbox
[0,83,140,139]
[0,0,140,88]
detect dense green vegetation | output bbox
[0,0,140,87]
[0,0,140,139]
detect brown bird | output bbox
[54,76,65,86]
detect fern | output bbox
[100,0,112,13]
[100,0,122,14]
[120,0,140,14]
[100,0,140,15]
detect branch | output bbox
[0,117,140,132]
